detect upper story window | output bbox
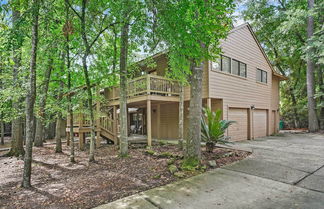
[212,55,247,78]
[232,59,247,78]
[256,69,267,83]
[221,55,231,73]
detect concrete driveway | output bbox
[95,133,324,209]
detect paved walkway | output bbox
[95,133,324,209]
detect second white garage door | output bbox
[228,108,248,141]
[253,109,267,138]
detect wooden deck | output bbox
[106,74,180,105]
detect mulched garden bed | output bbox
[0,142,250,209]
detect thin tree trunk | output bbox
[185,61,204,162]
[22,0,40,188]
[65,2,75,162]
[119,22,129,157]
[0,64,4,145]
[178,84,184,149]
[112,26,118,73]
[83,53,96,161]
[289,87,299,128]
[55,117,63,153]
[318,66,324,130]
[35,58,53,147]
[55,80,64,153]
[306,0,319,132]
[8,7,24,157]
[76,0,96,162]
[0,116,4,145]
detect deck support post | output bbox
[79,132,85,150]
[157,104,161,139]
[207,98,212,110]
[113,105,118,144]
[178,85,184,148]
[79,114,84,149]
[96,91,101,148]
[147,99,152,147]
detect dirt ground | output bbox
[0,142,249,209]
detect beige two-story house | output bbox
[66,23,287,149]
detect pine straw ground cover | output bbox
[0,142,250,209]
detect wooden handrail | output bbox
[106,74,180,100]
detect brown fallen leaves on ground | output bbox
[0,142,249,209]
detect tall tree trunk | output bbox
[34,58,53,147]
[318,66,324,130]
[119,22,129,157]
[22,0,40,188]
[83,52,96,161]
[289,87,299,128]
[112,26,118,73]
[178,84,184,149]
[65,2,75,162]
[0,116,4,145]
[55,117,63,153]
[0,64,4,145]
[306,0,319,132]
[8,6,24,157]
[185,61,204,162]
[55,80,64,153]
[77,0,96,162]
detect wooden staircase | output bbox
[66,109,118,149]
[98,116,118,144]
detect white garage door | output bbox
[253,109,267,138]
[228,108,248,141]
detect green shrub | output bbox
[201,108,235,152]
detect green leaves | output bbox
[201,108,235,145]
[152,0,234,81]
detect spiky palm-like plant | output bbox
[201,108,235,152]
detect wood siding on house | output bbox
[98,24,283,142]
[158,103,179,139]
[208,24,279,140]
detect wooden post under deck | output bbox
[147,100,152,147]
[178,85,184,148]
[96,93,101,148]
[79,132,85,150]
[157,104,161,139]
[79,114,85,150]
[207,98,212,110]
[113,105,118,143]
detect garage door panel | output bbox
[253,109,267,138]
[228,108,248,141]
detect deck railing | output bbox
[107,74,180,100]
[99,116,114,134]
[67,114,114,134]
[67,114,91,127]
